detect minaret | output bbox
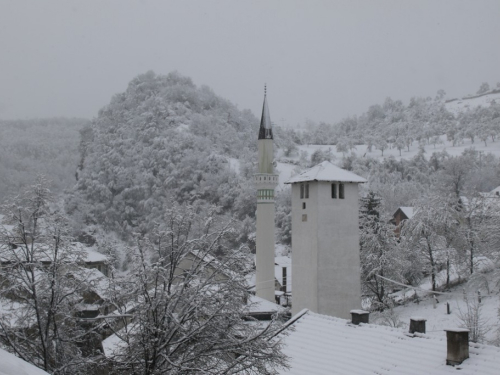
[255,86,279,302]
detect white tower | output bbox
[255,88,279,303]
[286,161,366,318]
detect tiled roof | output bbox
[285,161,366,184]
[278,310,500,375]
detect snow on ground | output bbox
[387,289,499,343]
[445,91,500,116]
[275,136,500,175]
[373,270,500,344]
[0,347,50,375]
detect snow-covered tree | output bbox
[400,198,449,292]
[0,177,102,374]
[477,82,490,95]
[104,204,288,374]
[375,137,388,156]
[359,193,401,308]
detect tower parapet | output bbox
[254,174,279,203]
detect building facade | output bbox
[286,161,365,318]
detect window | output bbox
[305,183,309,199]
[339,183,345,199]
[302,202,306,209]
[300,184,304,199]
[331,183,337,199]
[302,214,307,222]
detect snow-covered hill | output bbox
[275,136,500,190]
[445,90,500,116]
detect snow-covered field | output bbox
[445,91,500,116]
[275,136,500,189]
[377,277,500,344]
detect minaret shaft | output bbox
[255,92,278,303]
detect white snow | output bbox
[278,309,500,375]
[445,91,500,116]
[275,137,500,175]
[399,206,415,219]
[246,294,283,313]
[285,161,367,184]
[381,271,500,344]
[0,347,50,375]
[227,157,240,173]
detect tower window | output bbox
[302,202,306,209]
[305,183,309,199]
[331,183,337,199]
[339,183,345,199]
[300,184,304,199]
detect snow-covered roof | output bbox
[487,186,500,196]
[0,241,107,264]
[397,206,415,219]
[246,294,283,314]
[285,161,366,184]
[73,243,108,263]
[0,347,50,375]
[278,309,500,375]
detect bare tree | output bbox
[104,204,288,375]
[0,177,102,374]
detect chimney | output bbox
[409,317,426,334]
[445,328,469,366]
[350,310,369,325]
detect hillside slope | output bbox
[66,71,259,238]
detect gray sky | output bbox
[1,0,499,126]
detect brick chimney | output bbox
[350,310,369,325]
[445,328,469,366]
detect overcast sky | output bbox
[1,0,499,126]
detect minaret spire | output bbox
[258,85,273,140]
[254,87,279,302]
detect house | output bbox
[392,206,414,237]
[277,309,500,374]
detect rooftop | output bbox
[0,347,50,375]
[278,309,500,375]
[397,206,415,219]
[285,161,367,184]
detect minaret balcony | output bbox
[254,173,279,190]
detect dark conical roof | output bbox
[258,91,273,140]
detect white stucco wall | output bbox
[258,138,274,174]
[291,180,361,319]
[256,201,276,302]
